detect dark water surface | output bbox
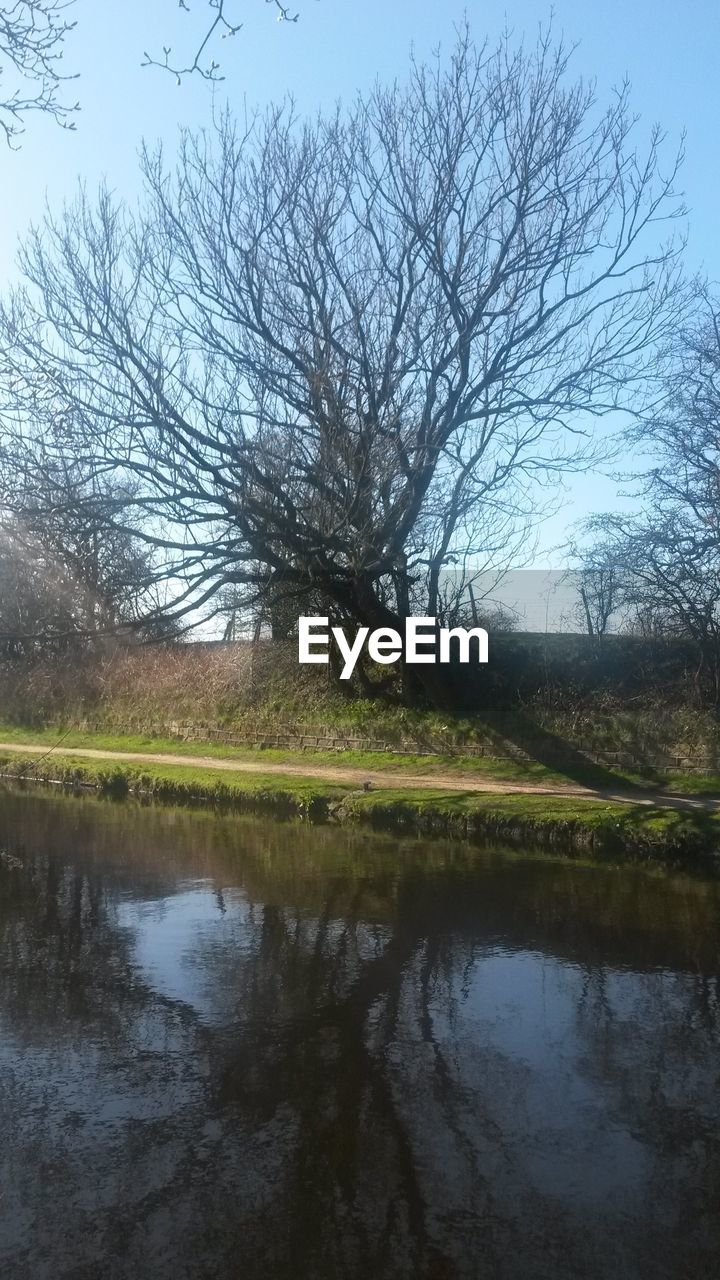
[0,789,719,1279]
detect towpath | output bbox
[0,740,719,813]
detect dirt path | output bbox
[1,740,719,813]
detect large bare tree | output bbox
[1,28,686,701]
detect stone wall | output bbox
[81,718,720,774]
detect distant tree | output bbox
[579,294,720,696]
[568,543,622,645]
[0,439,169,648]
[581,508,720,696]
[0,515,74,653]
[2,28,686,704]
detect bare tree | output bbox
[1,28,686,703]
[568,543,622,644]
[579,293,720,697]
[0,0,78,145]
[0,435,169,647]
[581,508,720,696]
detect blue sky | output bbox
[2,0,718,562]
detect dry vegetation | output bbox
[4,636,720,767]
[0,641,350,732]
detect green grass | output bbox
[1,720,720,797]
[1,745,719,862]
[0,750,349,817]
[336,787,720,864]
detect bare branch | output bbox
[0,0,79,146]
[141,0,300,84]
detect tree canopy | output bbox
[1,28,687,699]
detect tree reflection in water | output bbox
[0,788,719,1279]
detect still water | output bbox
[0,787,719,1279]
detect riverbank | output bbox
[1,742,719,864]
[4,722,720,794]
[5,639,720,777]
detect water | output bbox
[0,787,719,1279]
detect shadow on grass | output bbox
[477,710,720,800]
[482,710,649,794]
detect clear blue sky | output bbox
[2,0,719,561]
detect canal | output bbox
[0,787,718,1278]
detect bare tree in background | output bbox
[0,0,78,144]
[578,292,720,698]
[1,28,686,703]
[0,509,160,653]
[568,541,622,645]
[0,436,170,647]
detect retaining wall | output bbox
[78,719,720,774]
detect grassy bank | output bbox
[5,639,720,768]
[1,747,718,865]
[2,721,720,796]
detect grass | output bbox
[0,750,348,817]
[340,787,720,864]
[1,720,720,797]
[1,745,719,863]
